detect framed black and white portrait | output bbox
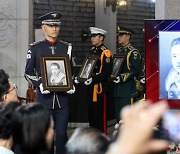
[40,54,73,92]
[110,54,125,79]
[77,55,98,82]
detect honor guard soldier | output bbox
[24,11,75,154]
[113,27,141,122]
[75,27,113,134]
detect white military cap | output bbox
[89,27,107,36]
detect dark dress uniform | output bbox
[24,39,71,154]
[113,43,141,121]
[87,43,113,134]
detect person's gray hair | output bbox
[65,127,110,154]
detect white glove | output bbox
[140,77,145,84]
[74,76,79,84]
[39,83,50,94]
[84,78,92,85]
[113,76,120,83]
[67,85,76,94]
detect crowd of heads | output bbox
[0,68,54,154]
[0,69,18,103]
[0,69,10,101]
[0,65,171,154]
[66,127,110,154]
[12,103,53,154]
[0,101,54,154]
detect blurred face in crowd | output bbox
[171,44,180,73]
[118,34,130,46]
[2,81,19,103]
[91,34,104,47]
[41,25,60,42]
[46,117,54,149]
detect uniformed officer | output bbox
[24,11,75,154]
[80,27,113,134]
[113,27,141,122]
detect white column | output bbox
[0,0,32,97]
[155,0,180,19]
[95,0,117,54]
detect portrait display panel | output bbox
[145,19,180,108]
[40,54,73,92]
[110,54,125,79]
[77,55,98,82]
[159,31,180,100]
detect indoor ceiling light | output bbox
[117,0,127,6]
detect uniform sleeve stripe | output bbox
[24,74,40,81]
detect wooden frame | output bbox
[110,54,125,79]
[40,54,73,92]
[77,55,98,82]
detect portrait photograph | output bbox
[46,61,67,86]
[40,54,73,92]
[145,19,180,108]
[159,31,180,100]
[110,54,125,79]
[78,55,98,82]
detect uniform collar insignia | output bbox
[124,43,131,48]
[100,44,106,50]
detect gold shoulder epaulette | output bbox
[101,45,107,51]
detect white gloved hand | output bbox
[39,83,50,94]
[74,77,79,84]
[113,76,120,83]
[67,85,76,94]
[84,78,92,85]
[140,77,145,84]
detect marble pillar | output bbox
[155,0,180,19]
[95,0,117,54]
[0,0,32,97]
